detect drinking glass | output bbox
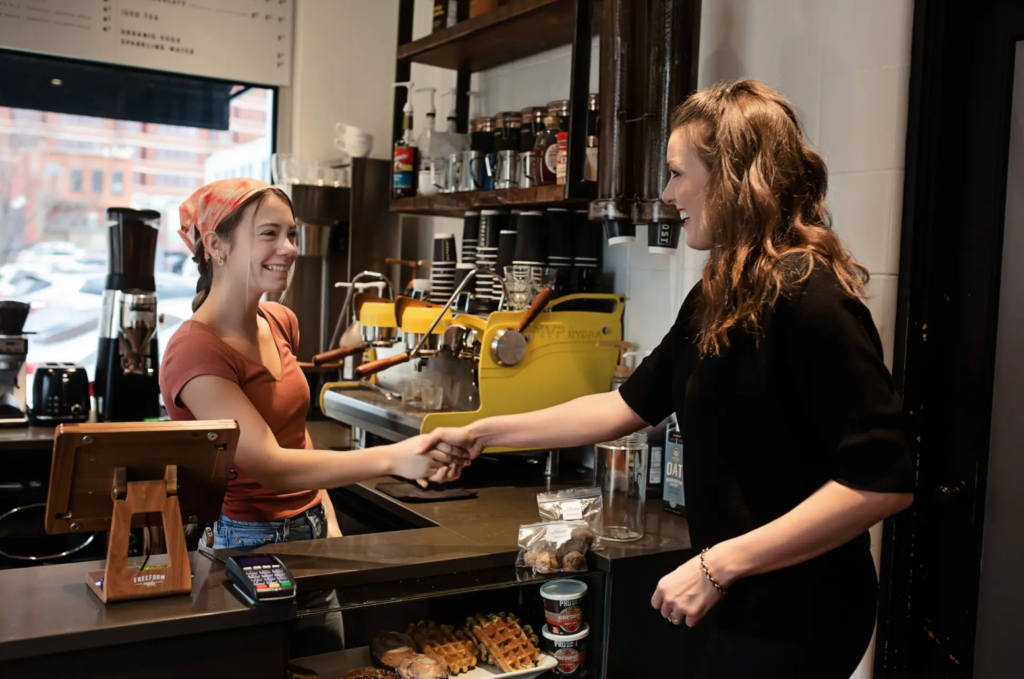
[503,267,533,311]
[401,380,422,409]
[420,385,443,411]
[271,152,292,185]
[594,432,648,541]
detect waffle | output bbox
[407,621,478,675]
[465,613,541,673]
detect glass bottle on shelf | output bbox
[533,116,561,186]
[586,93,599,182]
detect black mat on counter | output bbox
[376,482,478,503]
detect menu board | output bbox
[0,0,293,86]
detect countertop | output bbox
[0,420,692,660]
[0,426,56,451]
[0,551,293,662]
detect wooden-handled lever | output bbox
[355,351,410,378]
[517,286,554,333]
[312,343,366,366]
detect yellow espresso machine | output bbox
[319,278,624,452]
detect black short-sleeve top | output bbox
[619,266,914,554]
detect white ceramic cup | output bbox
[334,124,374,157]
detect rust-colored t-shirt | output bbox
[160,302,322,522]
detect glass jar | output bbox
[494,111,522,152]
[548,99,571,132]
[594,432,648,541]
[520,106,547,152]
[470,116,495,153]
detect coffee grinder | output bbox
[95,208,161,422]
[0,301,31,427]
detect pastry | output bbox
[523,544,543,568]
[344,669,396,679]
[465,613,541,672]
[407,621,478,675]
[287,666,320,679]
[562,550,587,571]
[396,654,449,679]
[373,631,418,669]
[556,527,596,558]
[534,549,560,573]
[572,525,596,549]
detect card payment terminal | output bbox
[225,554,296,603]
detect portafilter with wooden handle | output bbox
[488,286,553,367]
[312,292,397,365]
[355,272,482,378]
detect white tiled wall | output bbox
[412,0,912,374]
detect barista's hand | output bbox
[415,426,484,460]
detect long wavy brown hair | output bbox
[673,79,869,356]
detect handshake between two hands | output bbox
[403,427,483,488]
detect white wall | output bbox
[280,0,400,163]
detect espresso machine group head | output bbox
[0,301,31,427]
[95,208,162,422]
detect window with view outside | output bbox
[0,88,275,407]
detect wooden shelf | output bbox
[390,184,591,217]
[397,0,579,72]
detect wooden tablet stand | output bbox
[45,421,239,604]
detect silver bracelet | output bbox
[700,547,728,597]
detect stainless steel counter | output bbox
[321,385,425,442]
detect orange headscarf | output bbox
[177,178,270,260]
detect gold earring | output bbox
[216,256,224,266]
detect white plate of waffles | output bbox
[461,654,557,677]
[456,614,557,678]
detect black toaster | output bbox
[31,363,90,424]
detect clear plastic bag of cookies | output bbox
[516,520,595,574]
[536,486,604,551]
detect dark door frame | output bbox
[877,0,1024,676]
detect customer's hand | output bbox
[651,553,725,627]
[387,435,468,486]
[415,426,484,460]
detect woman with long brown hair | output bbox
[417,80,914,677]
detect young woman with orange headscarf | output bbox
[161,179,467,551]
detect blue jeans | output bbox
[212,503,327,549]
[211,503,343,656]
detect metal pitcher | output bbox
[518,150,538,188]
[458,150,487,192]
[492,150,520,190]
